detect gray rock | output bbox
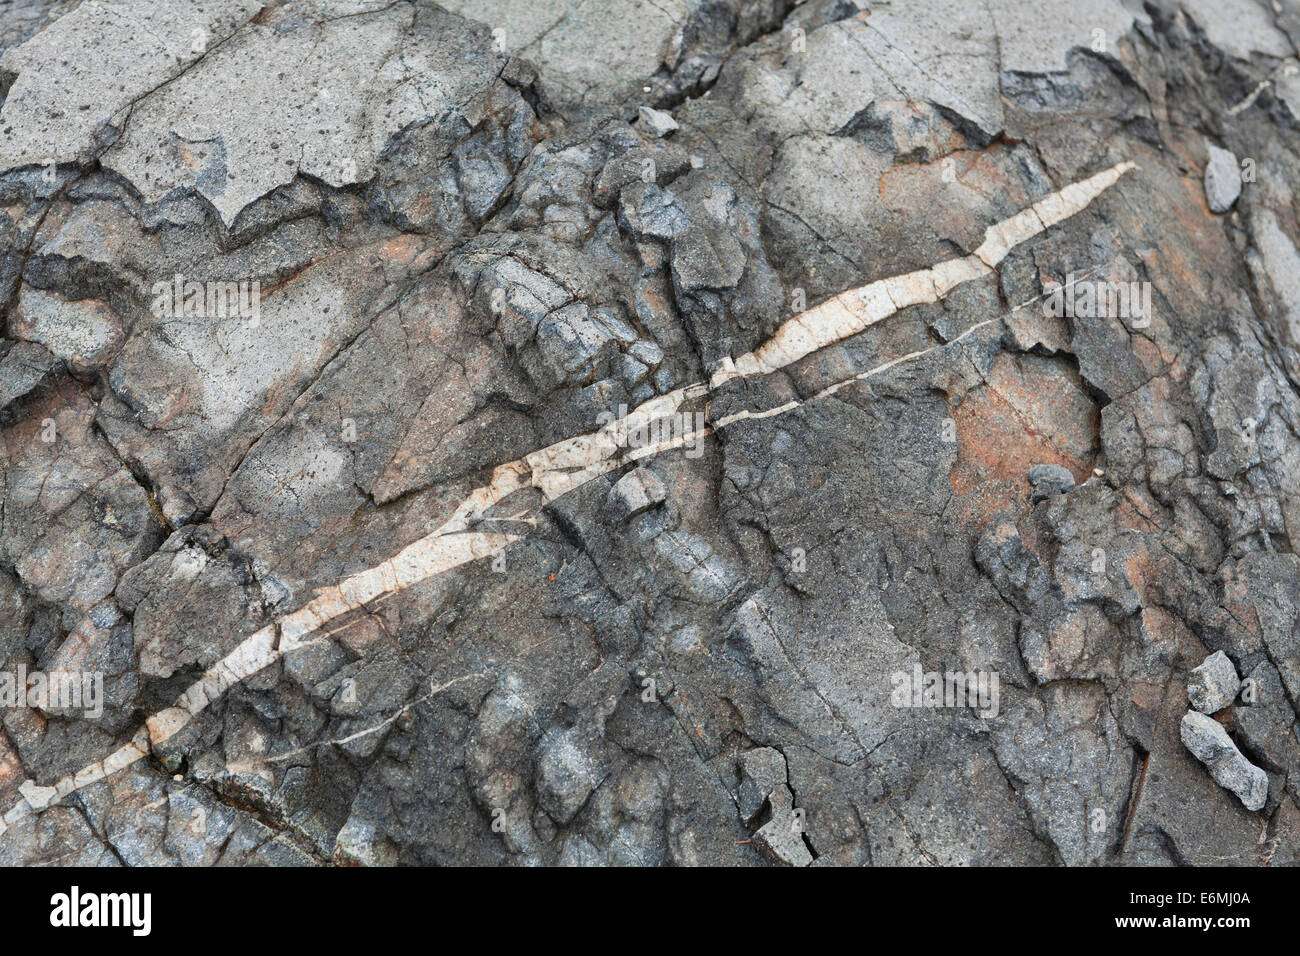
[535,303,617,384]
[637,106,680,137]
[1180,711,1268,811]
[753,812,814,868]
[1234,661,1300,775]
[1187,650,1241,714]
[609,468,667,520]
[617,354,649,388]
[1204,143,1242,214]
[629,339,664,367]
[1180,0,1294,61]
[0,0,261,169]
[1028,463,1076,502]
[10,286,123,373]
[0,341,59,409]
[1247,211,1300,367]
[985,0,1141,73]
[618,183,691,241]
[738,747,812,867]
[3,0,1300,870]
[992,685,1132,865]
[737,746,787,822]
[534,728,608,826]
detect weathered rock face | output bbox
[1180,711,1268,811]
[0,0,1298,867]
[1187,649,1241,714]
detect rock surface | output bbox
[1187,650,1241,714]
[0,0,1298,867]
[637,106,680,138]
[1028,463,1076,503]
[1180,711,1269,811]
[1204,143,1244,213]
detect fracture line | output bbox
[711,161,1135,386]
[1226,63,1298,116]
[230,672,494,771]
[0,161,1136,833]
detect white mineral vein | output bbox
[0,160,1134,831]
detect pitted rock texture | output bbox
[1187,649,1241,713]
[0,0,1299,867]
[1180,711,1268,811]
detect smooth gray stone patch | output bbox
[0,0,260,169]
[10,287,124,373]
[108,5,501,225]
[1204,143,1242,214]
[985,0,1141,73]
[1179,0,1295,61]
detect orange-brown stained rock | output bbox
[948,352,1099,526]
[1130,335,1166,377]
[879,148,1036,252]
[1118,486,1164,534]
[1122,549,1160,609]
[1128,679,1165,718]
[0,731,23,807]
[1128,139,1231,326]
[1128,607,1186,724]
[379,234,423,264]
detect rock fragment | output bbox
[1028,463,1075,502]
[1180,711,1268,811]
[1204,143,1242,214]
[609,468,667,520]
[753,805,813,868]
[1187,650,1241,714]
[738,748,812,867]
[637,106,679,137]
[737,747,787,823]
[18,780,57,812]
[0,341,59,409]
